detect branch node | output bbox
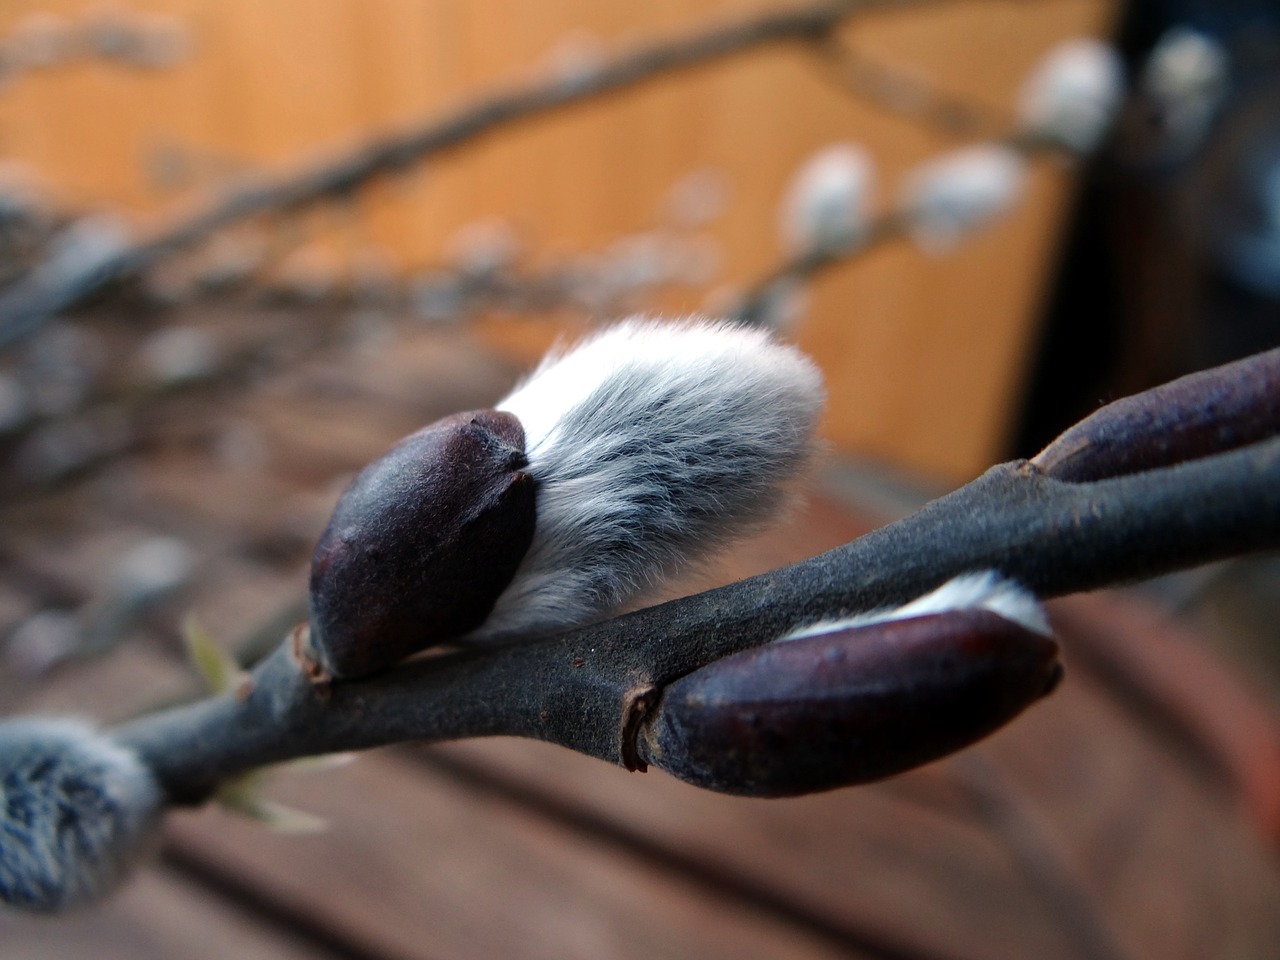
[620,685,660,772]
[289,621,332,695]
[233,677,255,703]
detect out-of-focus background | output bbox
[1,1,1278,958]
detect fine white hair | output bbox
[0,717,162,913]
[782,571,1051,642]
[477,316,825,640]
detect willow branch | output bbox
[0,0,954,347]
[809,35,1007,138]
[733,214,909,325]
[114,348,1280,803]
[733,129,1057,326]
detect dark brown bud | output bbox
[308,409,536,679]
[637,609,1061,797]
[1031,347,1280,482]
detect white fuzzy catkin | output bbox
[1141,27,1229,150]
[1018,38,1125,152]
[0,718,162,913]
[479,317,824,639]
[779,144,875,256]
[900,145,1028,251]
[1143,27,1228,109]
[782,571,1050,642]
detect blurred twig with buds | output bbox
[0,19,1132,503]
[0,0,954,348]
[737,37,1125,326]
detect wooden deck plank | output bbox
[0,866,330,960]
[161,750,865,960]
[420,738,1079,960]
[979,636,1280,960]
[4,642,192,720]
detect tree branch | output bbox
[114,348,1280,803]
[0,0,949,347]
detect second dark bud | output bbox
[638,608,1062,797]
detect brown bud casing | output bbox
[638,609,1061,797]
[1032,346,1280,482]
[309,410,536,678]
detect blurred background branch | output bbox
[0,0,941,346]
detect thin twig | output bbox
[0,233,701,498]
[0,0,954,348]
[733,213,909,325]
[809,35,1008,138]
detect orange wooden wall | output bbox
[0,0,1115,481]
